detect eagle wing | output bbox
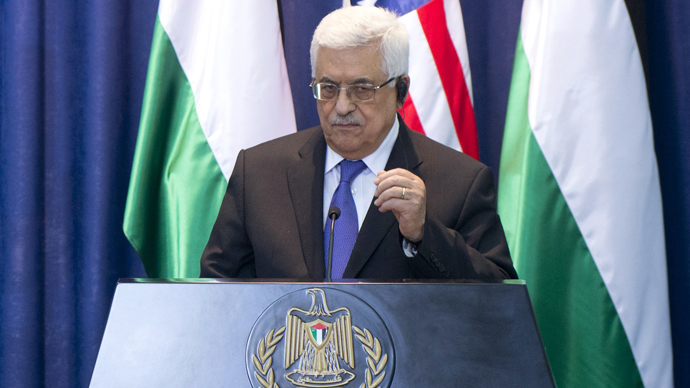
[284,313,306,369]
[329,311,354,369]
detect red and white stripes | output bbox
[399,0,478,159]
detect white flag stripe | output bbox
[521,0,672,386]
[159,0,296,180]
[442,0,473,106]
[400,10,462,152]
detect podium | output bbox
[90,279,554,387]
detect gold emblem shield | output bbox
[246,287,395,388]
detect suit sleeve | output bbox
[200,150,257,278]
[406,166,517,280]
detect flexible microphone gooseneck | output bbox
[326,206,341,282]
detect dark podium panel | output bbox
[90,280,554,387]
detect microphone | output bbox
[326,206,341,282]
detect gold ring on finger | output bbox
[401,186,406,200]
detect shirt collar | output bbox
[325,116,399,174]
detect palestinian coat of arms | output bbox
[247,288,394,388]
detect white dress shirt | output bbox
[323,117,399,230]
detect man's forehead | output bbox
[314,45,385,83]
[317,75,376,84]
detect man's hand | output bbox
[373,168,426,243]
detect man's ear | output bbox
[396,75,410,108]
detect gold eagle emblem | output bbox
[283,288,355,387]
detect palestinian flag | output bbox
[310,322,329,346]
[497,0,673,386]
[123,0,296,277]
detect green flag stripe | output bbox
[123,17,226,278]
[498,32,643,387]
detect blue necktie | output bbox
[324,159,367,280]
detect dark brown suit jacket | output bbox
[200,121,516,280]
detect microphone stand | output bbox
[326,206,340,282]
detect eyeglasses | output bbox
[310,78,396,102]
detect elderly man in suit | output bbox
[200,6,517,281]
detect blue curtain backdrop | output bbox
[0,0,154,386]
[0,0,688,387]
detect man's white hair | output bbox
[310,6,409,79]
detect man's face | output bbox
[315,45,401,160]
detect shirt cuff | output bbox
[402,238,420,257]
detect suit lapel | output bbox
[287,128,327,279]
[343,121,422,278]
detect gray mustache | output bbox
[330,115,362,126]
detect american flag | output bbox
[352,0,478,158]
